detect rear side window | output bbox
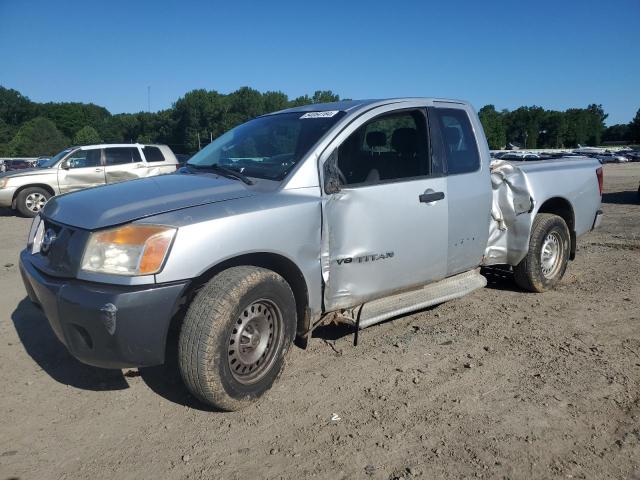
[104,147,142,166]
[143,146,165,163]
[434,108,480,175]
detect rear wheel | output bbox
[514,213,570,292]
[15,187,51,217]
[178,266,296,410]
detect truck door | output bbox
[103,146,146,183]
[431,105,492,276]
[322,108,449,311]
[57,148,105,193]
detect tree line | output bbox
[1,85,638,157]
[479,104,640,150]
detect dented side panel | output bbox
[483,158,602,267]
[321,178,449,311]
[483,160,535,266]
[105,162,150,184]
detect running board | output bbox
[352,269,486,330]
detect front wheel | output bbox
[178,266,296,411]
[15,187,51,217]
[514,213,570,292]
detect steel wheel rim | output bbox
[227,299,283,384]
[25,193,47,212]
[540,232,562,278]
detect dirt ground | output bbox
[1,164,639,480]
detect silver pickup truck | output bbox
[19,98,603,410]
[0,144,178,217]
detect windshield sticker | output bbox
[300,111,339,119]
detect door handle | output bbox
[95,168,103,172]
[419,191,445,203]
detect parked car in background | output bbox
[596,152,628,163]
[6,159,35,171]
[36,157,50,167]
[0,160,6,173]
[622,150,640,162]
[0,144,179,217]
[500,152,541,161]
[574,145,606,155]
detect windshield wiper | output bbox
[186,163,254,185]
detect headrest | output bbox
[366,131,387,148]
[444,126,462,149]
[391,128,417,154]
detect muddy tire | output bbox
[15,187,51,217]
[514,213,570,293]
[178,266,296,411]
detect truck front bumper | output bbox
[0,186,17,208]
[19,249,189,369]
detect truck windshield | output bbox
[38,148,75,168]
[186,111,346,181]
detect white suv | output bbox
[0,144,179,216]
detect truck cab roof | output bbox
[268,97,469,117]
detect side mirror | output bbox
[60,161,70,170]
[323,149,342,195]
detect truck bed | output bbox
[484,157,602,266]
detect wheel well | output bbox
[182,253,310,345]
[13,184,56,205]
[537,197,576,259]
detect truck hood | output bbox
[42,173,256,230]
[0,167,55,179]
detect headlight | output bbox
[0,177,9,189]
[81,224,176,276]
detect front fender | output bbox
[147,188,324,315]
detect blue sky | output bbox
[1,0,638,124]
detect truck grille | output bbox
[29,217,89,278]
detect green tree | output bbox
[262,91,289,112]
[564,108,590,147]
[8,117,69,156]
[478,105,506,149]
[73,125,102,145]
[225,87,266,128]
[171,89,228,152]
[602,124,630,143]
[629,108,640,144]
[0,86,33,125]
[0,118,16,155]
[289,95,312,107]
[539,111,568,148]
[585,104,607,146]
[312,90,340,104]
[503,106,545,148]
[38,102,111,139]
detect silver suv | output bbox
[0,144,178,217]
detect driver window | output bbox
[66,150,101,169]
[337,110,429,186]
